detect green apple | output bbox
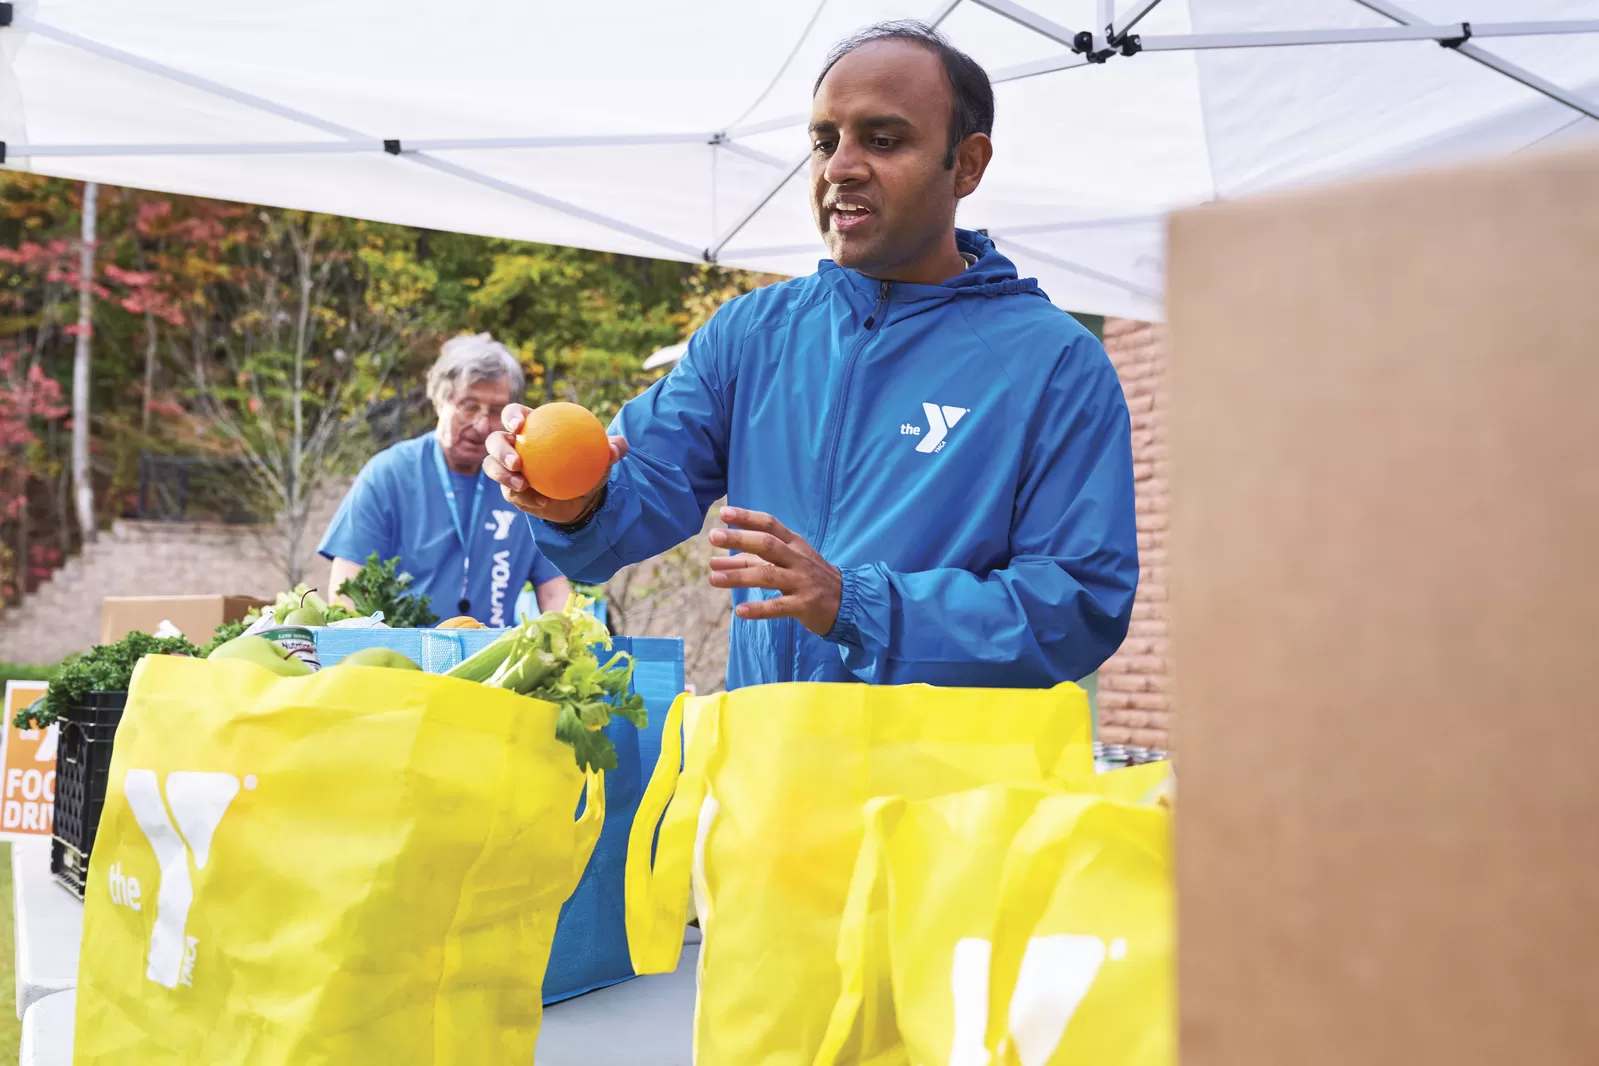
[278,588,327,628]
[339,647,422,671]
[281,605,327,627]
[208,635,313,677]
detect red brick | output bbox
[1130,692,1169,712]
[1129,619,1168,638]
[1098,689,1135,710]
[1145,674,1171,693]
[1130,728,1170,750]
[1098,671,1137,692]
[1115,637,1155,657]
[1106,709,1150,730]
[1098,725,1134,745]
[1115,654,1164,675]
[1136,512,1168,532]
[1140,547,1167,566]
[1123,392,1155,415]
[1132,461,1155,481]
[1102,317,1150,339]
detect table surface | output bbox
[11,837,698,1063]
[10,840,83,1020]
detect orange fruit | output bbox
[514,402,611,501]
[437,616,486,629]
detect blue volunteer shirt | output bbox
[318,432,563,627]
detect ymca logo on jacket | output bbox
[534,230,1139,690]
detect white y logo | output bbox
[948,934,1127,1066]
[123,770,251,989]
[489,510,518,541]
[917,402,968,454]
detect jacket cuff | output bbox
[822,565,866,649]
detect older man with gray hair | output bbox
[319,333,569,625]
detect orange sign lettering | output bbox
[1,681,57,838]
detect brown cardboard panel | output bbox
[1168,144,1599,1066]
[101,594,269,645]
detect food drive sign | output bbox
[1,681,57,838]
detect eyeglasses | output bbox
[450,399,507,425]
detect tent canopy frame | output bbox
[2,0,1595,277]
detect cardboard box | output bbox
[101,595,270,646]
[1167,144,1599,1066]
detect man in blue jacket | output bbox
[484,21,1138,690]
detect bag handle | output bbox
[981,796,1096,1061]
[563,768,607,897]
[625,692,714,974]
[811,795,906,1066]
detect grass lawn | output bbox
[0,842,19,1060]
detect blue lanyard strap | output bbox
[431,436,485,605]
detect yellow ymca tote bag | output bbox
[73,654,603,1065]
[815,764,1173,1066]
[625,681,1095,1066]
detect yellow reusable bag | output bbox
[625,681,1095,1066]
[74,654,603,1066]
[814,765,1173,1066]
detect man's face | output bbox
[435,377,513,474]
[809,39,969,280]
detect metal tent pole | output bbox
[6,14,712,259]
[1350,1,1599,123]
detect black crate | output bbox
[50,690,127,899]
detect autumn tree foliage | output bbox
[0,174,775,602]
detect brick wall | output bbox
[1098,317,1172,749]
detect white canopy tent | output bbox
[1,0,1596,320]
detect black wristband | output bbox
[547,484,608,535]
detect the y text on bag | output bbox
[119,768,252,990]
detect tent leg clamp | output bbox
[384,139,403,155]
[0,4,12,28]
[1073,28,1133,63]
[1440,22,1472,49]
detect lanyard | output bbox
[432,435,485,616]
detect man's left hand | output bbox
[707,507,842,636]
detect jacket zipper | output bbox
[787,280,890,681]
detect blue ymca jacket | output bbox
[532,230,1138,690]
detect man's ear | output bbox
[953,133,993,200]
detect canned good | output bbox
[259,626,320,671]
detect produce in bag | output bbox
[446,596,645,772]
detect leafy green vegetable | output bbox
[14,632,199,728]
[334,553,438,629]
[446,596,645,772]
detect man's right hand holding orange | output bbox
[484,403,627,527]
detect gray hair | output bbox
[427,332,525,406]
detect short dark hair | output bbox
[813,20,995,169]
